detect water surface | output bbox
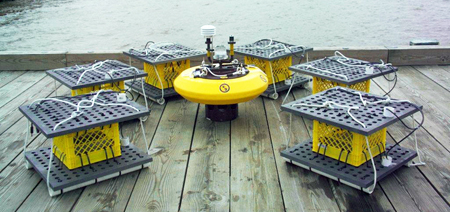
[1,0,449,51]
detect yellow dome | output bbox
[174,66,268,105]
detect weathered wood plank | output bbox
[0,71,47,108]
[0,134,50,212]
[125,98,198,212]
[70,97,166,212]
[262,89,341,212]
[387,46,450,66]
[180,105,230,212]
[371,81,450,204]
[292,88,396,212]
[0,70,26,88]
[413,65,450,92]
[16,181,82,212]
[373,66,450,148]
[0,75,62,135]
[308,46,389,63]
[0,84,69,172]
[66,51,144,69]
[230,97,284,212]
[0,51,67,71]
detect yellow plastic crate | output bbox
[71,81,124,96]
[52,123,121,170]
[244,56,292,84]
[312,121,386,167]
[312,76,370,94]
[144,60,190,89]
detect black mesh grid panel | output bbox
[281,139,417,188]
[263,75,311,96]
[25,144,152,191]
[234,39,313,61]
[124,43,206,65]
[125,81,179,100]
[19,91,150,138]
[46,60,147,89]
[289,56,398,84]
[281,87,422,135]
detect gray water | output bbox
[1,0,449,52]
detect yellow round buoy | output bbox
[174,66,268,105]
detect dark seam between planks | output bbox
[371,77,450,154]
[0,72,47,109]
[0,71,27,89]
[177,103,199,212]
[411,66,450,93]
[14,178,42,212]
[123,96,168,212]
[261,97,287,212]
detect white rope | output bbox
[409,114,426,166]
[47,141,54,196]
[24,120,30,159]
[292,101,366,128]
[140,119,150,155]
[365,136,377,194]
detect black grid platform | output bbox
[281,87,422,136]
[234,39,313,61]
[289,56,398,85]
[262,75,311,99]
[25,144,152,196]
[124,43,206,65]
[281,139,417,189]
[125,81,178,104]
[46,60,147,90]
[19,91,150,138]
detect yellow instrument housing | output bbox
[174,66,268,105]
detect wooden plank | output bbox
[0,71,47,108]
[179,105,230,212]
[292,88,396,212]
[371,82,450,204]
[372,66,450,150]
[387,46,450,66]
[66,51,144,69]
[16,181,82,212]
[125,98,198,212]
[230,97,284,211]
[0,70,26,88]
[0,84,69,172]
[0,134,50,212]
[0,75,62,135]
[262,89,341,212]
[413,65,450,92]
[70,97,166,212]
[308,46,389,63]
[0,51,67,71]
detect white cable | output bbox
[282,73,297,105]
[33,90,140,131]
[140,119,150,155]
[410,114,426,166]
[24,120,30,159]
[152,65,165,101]
[140,77,149,122]
[292,101,365,128]
[365,136,377,194]
[268,61,278,95]
[47,141,54,196]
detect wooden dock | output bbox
[0,65,449,212]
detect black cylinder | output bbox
[205,104,238,122]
